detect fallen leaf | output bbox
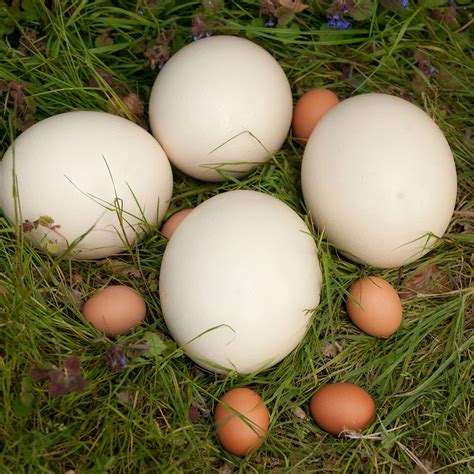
[189,401,201,422]
[322,343,337,358]
[218,464,234,474]
[399,264,451,299]
[95,31,113,48]
[278,0,307,13]
[32,357,86,397]
[292,406,306,419]
[117,390,134,405]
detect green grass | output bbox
[0,1,473,472]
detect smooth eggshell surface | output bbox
[301,93,457,268]
[159,190,322,374]
[149,35,293,182]
[310,383,375,436]
[292,89,339,141]
[161,208,193,239]
[347,276,402,337]
[82,285,146,336]
[215,388,269,456]
[0,111,173,259]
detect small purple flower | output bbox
[205,31,213,37]
[327,14,352,31]
[400,0,409,8]
[264,20,275,27]
[193,34,203,41]
[107,346,128,371]
[137,9,144,15]
[427,66,437,75]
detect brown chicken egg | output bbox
[82,285,146,336]
[215,387,269,456]
[292,88,340,141]
[161,208,193,239]
[347,276,402,337]
[310,383,375,436]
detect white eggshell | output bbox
[149,35,293,182]
[0,111,173,259]
[301,93,457,268]
[159,190,322,374]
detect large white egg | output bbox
[149,35,293,182]
[301,93,457,268]
[159,190,322,374]
[0,111,173,259]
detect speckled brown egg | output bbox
[292,88,339,141]
[82,285,146,336]
[347,276,402,337]
[215,387,269,456]
[161,208,193,239]
[310,383,375,436]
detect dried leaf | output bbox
[64,356,81,374]
[349,0,375,21]
[218,464,234,474]
[121,93,144,118]
[117,390,134,405]
[189,401,201,422]
[292,406,306,419]
[400,264,451,299]
[322,342,337,358]
[95,31,113,48]
[279,0,307,12]
[22,220,37,233]
[65,287,83,309]
[202,0,224,11]
[31,367,50,381]
[32,357,86,397]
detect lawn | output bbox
[0,1,473,472]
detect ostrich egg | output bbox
[149,35,293,182]
[159,190,322,374]
[301,93,457,268]
[0,111,173,259]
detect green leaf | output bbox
[13,397,33,417]
[46,240,58,254]
[39,215,54,226]
[141,332,166,358]
[22,0,41,22]
[422,0,447,7]
[20,376,33,406]
[350,0,376,21]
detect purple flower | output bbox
[327,14,352,30]
[264,20,275,27]
[107,346,128,371]
[137,9,144,15]
[400,0,409,8]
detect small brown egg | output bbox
[161,208,193,239]
[310,383,375,436]
[347,276,402,337]
[82,285,146,336]
[215,387,269,456]
[292,88,340,141]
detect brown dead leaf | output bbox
[322,343,337,358]
[399,264,451,299]
[292,406,306,419]
[218,464,234,474]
